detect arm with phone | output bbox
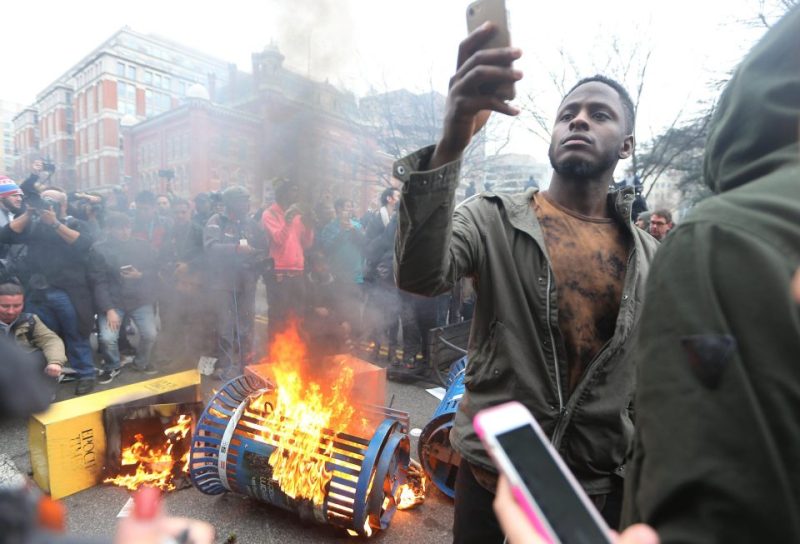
[494,476,660,544]
[394,1,522,296]
[428,1,523,171]
[475,401,615,544]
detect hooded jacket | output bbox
[393,148,658,494]
[622,7,800,542]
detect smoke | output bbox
[265,0,357,83]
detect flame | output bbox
[248,323,357,506]
[104,414,193,491]
[396,461,428,510]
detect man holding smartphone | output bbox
[393,21,658,544]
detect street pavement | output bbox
[0,338,457,543]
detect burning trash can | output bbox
[190,367,415,537]
[418,356,466,498]
[103,402,202,492]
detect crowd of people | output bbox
[0,4,797,544]
[0,161,466,396]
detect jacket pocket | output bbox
[464,319,512,391]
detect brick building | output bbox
[13,26,232,190]
[0,100,23,176]
[121,88,260,199]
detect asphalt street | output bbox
[1,300,458,543]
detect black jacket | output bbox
[0,216,97,337]
[90,237,158,312]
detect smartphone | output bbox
[466,0,514,100]
[120,265,134,273]
[474,401,612,544]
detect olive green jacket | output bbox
[622,6,800,541]
[393,149,658,493]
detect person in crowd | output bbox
[320,198,367,344]
[634,210,651,232]
[205,186,267,379]
[0,188,99,395]
[156,198,207,368]
[131,190,172,251]
[192,192,213,228]
[68,192,105,239]
[0,177,25,266]
[90,212,159,383]
[364,187,402,361]
[393,23,658,542]
[303,250,351,357]
[0,176,23,228]
[0,278,65,385]
[622,6,800,542]
[262,179,314,347]
[320,198,367,286]
[156,194,171,217]
[647,209,673,241]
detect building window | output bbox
[163,76,170,90]
[144,71,152,85]
[117,62,125,77]
[145,90,171,118]
[117,81,136,116]
[128,65,136,81]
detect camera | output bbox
[42,162,56,174]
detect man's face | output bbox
[337,201,354,222]
[0,193,23,214]
[548,82,634,180]
[0,294,24,325]
[173,204,191,225]
[156,196,170,211]
[388,190,400,207]
[649,214,673,241]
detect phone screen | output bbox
[496,425,610,544]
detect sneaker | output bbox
[134,365,158,375]
[75,379,96,396]
[120,355,135,367]
[97,368,121,384]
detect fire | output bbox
[104,414,192,491]
[396,460,428,510]
[248,323,357,506]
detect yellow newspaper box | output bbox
[28,370,201,499]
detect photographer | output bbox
[0,188,99,395]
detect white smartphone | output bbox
[474,401,612,544]
[466,0,511,49]
[466,0,515,100]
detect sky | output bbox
[2,0,781,160]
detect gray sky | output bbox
[3,0,776,159]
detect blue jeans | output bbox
[26,288,96,381]
[98,305,157,371]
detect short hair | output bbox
[564,75,635,134]
[334,198,352,212]
[0,278,24,297]
[105,211,131,229]
[380,187,398,206]
[652,209,673,224]
[135,190,157,206]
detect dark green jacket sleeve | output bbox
[623,221,800,542]
[393,146,483,296]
